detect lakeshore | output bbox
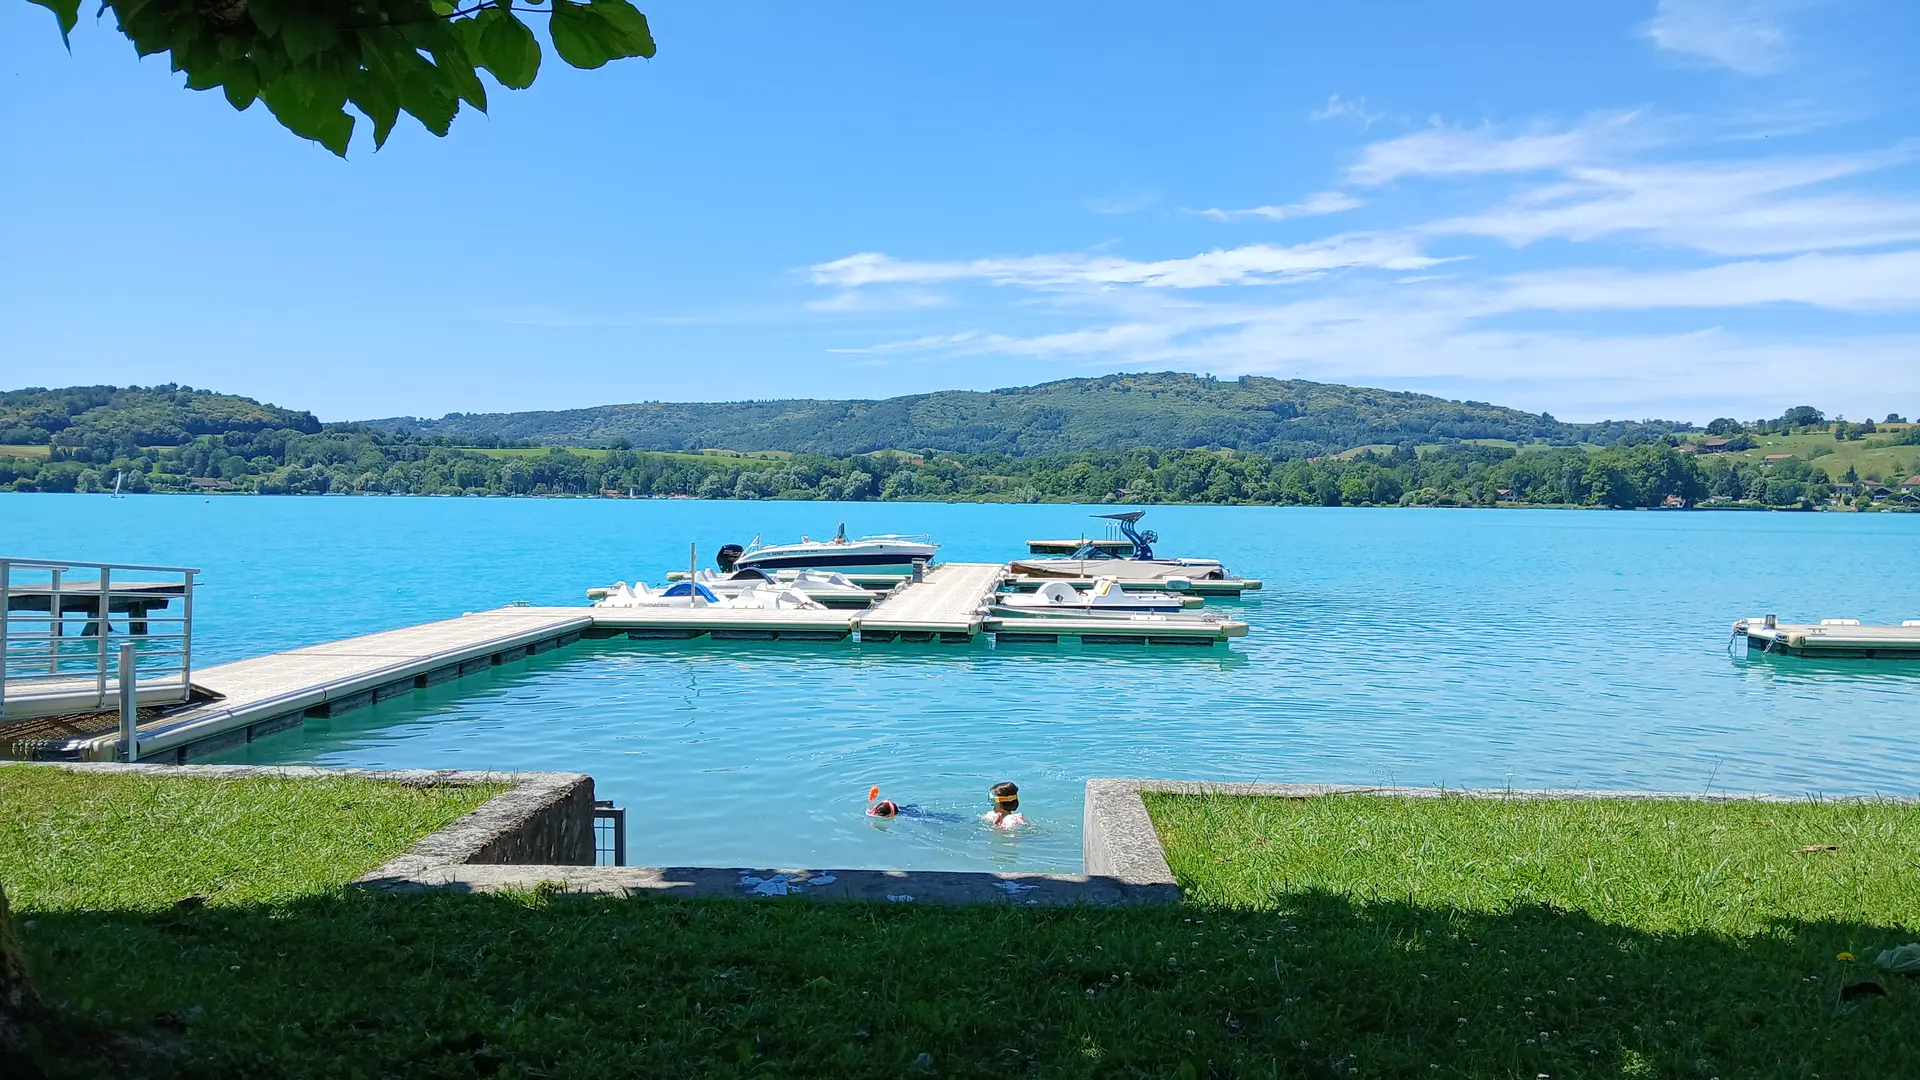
[4,495,1917,875]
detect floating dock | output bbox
[858,562,1005,642]
[988,613,1246,646]
[1735,618,1920,658]
[2,562,1245,764]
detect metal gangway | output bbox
[1,559,200,735]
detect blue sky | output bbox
[3,0,1918,423]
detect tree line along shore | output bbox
[3,384,1916,509]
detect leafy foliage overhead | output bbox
[24,0,655,155]
[368,372,1697,457]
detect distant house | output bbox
[1762,454,1794,467]
[1902,476,1920,491]
[1698,438,1733,453]
[1495,488,1513,500]
[1832,482,1857,498]
[1676,444,1699,454]
[1867,485,1894,501]
[1661,494,1688,509]
[189,476,235,492]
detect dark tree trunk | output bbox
[0,885,37,1062]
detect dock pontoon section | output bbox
[1736,618,1920,658]
[2,561,1245,764]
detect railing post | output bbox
[96,565,112,710]
[119,641,138,762]
[179,569,194,692]
[48,567,62,674]
[0,559,10,718]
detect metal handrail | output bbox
[2,557,201,727]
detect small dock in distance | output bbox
[1736,618,1920,658]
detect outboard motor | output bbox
[716,544,745,572]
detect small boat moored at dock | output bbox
[725,525,937,576]
[1009,511,1235,585]
[993,577,1191,615]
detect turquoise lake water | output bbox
[6,494,1918,873]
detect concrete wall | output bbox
[15,763,597,876]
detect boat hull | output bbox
[735,552,928,575]
[1007,558,1224,582]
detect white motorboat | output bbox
[1008,511,1229,583]
[592,580,826,611]
[724,524,937,576]
[693,567,874,605]
[992,577,1188,615]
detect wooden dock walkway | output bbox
[33,608,594,764]
[2,561,1250,764]
[857,562,1006,642]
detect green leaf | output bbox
[349,66,401,148]
[246,0,285,37]
[222,58,260,111]
[28,0,81,44]
[550,0,656,70]
[361,28,459,137]
[588,0,655,59]
[473,9,541,90]
[432,45,489,113]
[260,71,356,157]
[277,12,340,67]
[548,0,615,70]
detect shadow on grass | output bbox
[13,886,1920,1078]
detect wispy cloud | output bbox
[1427,148,1920,255]
[801,95,1920,419]
[1084,192,1159,215]
[1347,112,1646,185]
[1309,93,1385,127]
[1642,0,1794,75]
[1192,191,1363,222]
[809,233,1445,291]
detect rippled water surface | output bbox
[8,494,1918,872]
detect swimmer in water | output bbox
[982,781,1026,828]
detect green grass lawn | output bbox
[0,444,51,459]
[9,781,1920,1077]
[1714,430,1920,481]
[0,767,504,911]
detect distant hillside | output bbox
[365,372,1689,455]
[0,385,320,450]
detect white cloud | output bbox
[1193,191,1363,222]
[1643,0,1793,75]
[1309,94,1385,126]
[808,233,1445,291]
[1347,113,1645,185]
[1427,149,1920,255]
[1502,250,1920,312]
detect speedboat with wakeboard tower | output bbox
[1008,511,1228,584]
[721,524,937,576]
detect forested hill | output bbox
[365,373,1689,455]
[1,385,319,451]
